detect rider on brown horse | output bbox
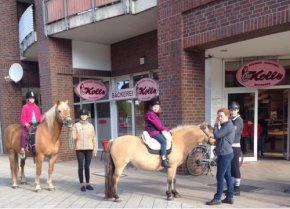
[144,97,171,169]
[20,91,43,159]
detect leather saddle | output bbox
[140,131,172,155]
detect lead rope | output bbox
[69,129,74,150]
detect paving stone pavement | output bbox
[1,154,290,208]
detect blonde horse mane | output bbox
[170,124,197,133]
[44,104,57,130]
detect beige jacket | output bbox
[72,121,98,151]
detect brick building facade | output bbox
[0,0,290,168]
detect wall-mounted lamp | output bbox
[139,57,145,65]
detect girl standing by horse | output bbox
[144,97,171,169]
[20,91,42,159]
[72,109,97,192]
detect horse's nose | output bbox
[64,117,73,128]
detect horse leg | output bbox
[112,165,126,202]
[34,153,45,192]
[171,168,181,198]
[8,151,18,188]
[20,158,27,184]
[166,168,176,200]
[47,154,58,191]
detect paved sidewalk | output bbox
[1,154,290,208]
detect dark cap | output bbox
[26,91,36,99]
[229,101,240,110]
[79,109,89,115]
[149,97,160,106]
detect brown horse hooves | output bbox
[47,187,55,191]
[172,191,181,198]
[12,185,19,189]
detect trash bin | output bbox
[101,139,110,159]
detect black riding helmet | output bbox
[229,101,240,110]
[79,109,89,116]
[26,91,36,99]
[149,97,160,107]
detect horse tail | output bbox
[105,140,115,199]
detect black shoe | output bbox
[222,197,234,204]
[206,199,221,205]
[80,185,86,192]
[86,184,94,190]
[234,186,240,196]
[161,160,170,169]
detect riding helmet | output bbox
[149,97,160,106]
[229,101,240,110]
[79,109,89,116]
[26,91,36,99]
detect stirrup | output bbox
[19,150,25,159]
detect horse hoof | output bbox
[35,185,42,192]
[114,198,121,202]
[173,193,181,198]
[21,181,27,185]
[48,187,55,191]
[167,195,174,201]
[12,185,19,189]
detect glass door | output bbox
[226,89,258,161]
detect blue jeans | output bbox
[153,133,167,157]
[214,152,234,200]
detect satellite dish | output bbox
[9,63,23,83]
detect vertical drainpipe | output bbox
[64,0,68,30]
[42,0,48,37]
[0,121,3,154]
[91,0,96,22]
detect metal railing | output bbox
[44,0,122,24]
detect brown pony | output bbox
[105,122,215,201]
[4,100,72,191]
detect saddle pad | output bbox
[141,131,172,151]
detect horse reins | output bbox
[200,124,214,143]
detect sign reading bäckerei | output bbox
[236,60,285,88]
[109,78,159,101]
[74,80,107,100]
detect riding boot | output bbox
[234,186,240,196]
[161,159,170,169]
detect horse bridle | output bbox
[55,105,72,126]
[200,124,215,143]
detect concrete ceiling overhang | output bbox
[50,7,157,45]
[206,30,290,59]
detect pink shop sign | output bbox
[74,80,107,100]
[236,60,285,88]
[135,78,159,101]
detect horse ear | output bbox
[65,100,68,104]
[56,100,60,105]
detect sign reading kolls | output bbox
[236,60,285,88]
[74,79,107,100]
[135,78,159,101]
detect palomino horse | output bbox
[4,100,72,191]
[105,122,215,201]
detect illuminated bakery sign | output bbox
[74,80,107,100]
[236,60,285,88]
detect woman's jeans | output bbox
[153,133,167,157]
[214,152,234,200]
[76,150,93,184]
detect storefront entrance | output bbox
[227,89,290,161]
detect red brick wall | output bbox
[35,1,75,161]
[111,31,158,76]
[183,0,290,49]
[0,1,23,141]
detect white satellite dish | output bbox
[9,63,23,83]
